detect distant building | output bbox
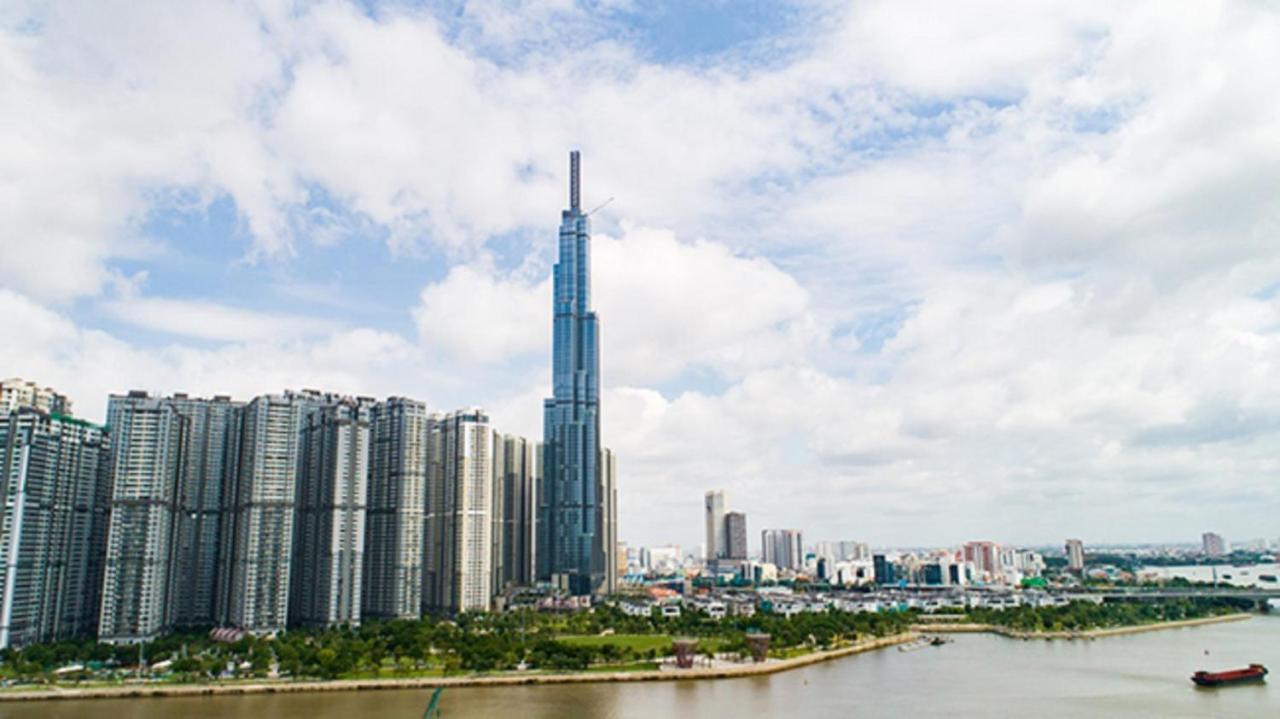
[762,529,803,570]
[363,398,431,620]
[1202,532,1227,557]
[0,378,72,416]
[1065,539,1085,573]
[963,541,1000,581]
[0,409,108,648]
[725,512,748,560]
[704,490,726,561]
[424,410,494,614]
[873,554,896,585]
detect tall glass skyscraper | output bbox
[540,150,607,596]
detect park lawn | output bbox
[557,634,673,653]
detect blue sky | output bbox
[4,0,1280,550]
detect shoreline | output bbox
[0,614,1255,702]
[917,612,1252,640]
[0,633,918,702]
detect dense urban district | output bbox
[1,154,1277,695]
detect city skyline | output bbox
[4,3,1280,549]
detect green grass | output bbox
[556,634,673,652]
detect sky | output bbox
[3,0,1279,550]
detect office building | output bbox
[98,392,186,643]
[1202,532,1227,557]
[761,529,803,570]
[0,378,71,416]
[1065,539,1085,573]
[220,393,308,633]
[725,512,748,560]
[364,397,431,620]
[290,399,371,627]
[540,150,611,597]
[492,433,540,592]
[0,408,108,648]
[425,410,494,614]
[704,490,726,561]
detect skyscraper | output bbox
[220,393,308,633]
[424,410,494,614]
[492,433,540,593]
[540,150,610,597]
[0,408,109,648]
[98,392,186,643]
[169,394,241,627]
[705,490,726,561]
[290,399,371,627]
[364,397,431,620]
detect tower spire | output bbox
[569,150,580,212]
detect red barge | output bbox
[1191,664,1268,687]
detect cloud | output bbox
[4,1,1280,548]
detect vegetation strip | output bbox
[918,612,1252,640]
[0,634,918,702]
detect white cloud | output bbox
[4,1,1280,547]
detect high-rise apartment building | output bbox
[220,393,307,633]
[169,394,241,627]
[425,410,494,614]
[541,151,612,597]
[704,490,726,561]
[98,392,186,643]
[761,529,803,570]
[1201,532,1227,557]
[724,512,748,560]
[0,408,109,648]
[290,400,371,627]
[1065,539,1085,573]
[0,378,72,416]
[492,433,540,593]
[364,397,431,620]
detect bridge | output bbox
[1064,587,1280,609]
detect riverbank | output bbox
[916,612,1251,640]
[0,633,918,702]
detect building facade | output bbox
[290,400,371,627]
[724,512,748,561]
[0,409,108,648]
[1065,538,1085,573]
[220,394,307,633]
[704,490,726,561]
[492,433,539,593]
[98,392,186,643]
[425,410,494,614]
[540,151,610,597]
[761,529,803,570]
[0,378,72,416]
[364,398,431,620]
[169,394,242,627]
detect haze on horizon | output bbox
[2,1,1278,550]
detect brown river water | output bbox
[5,616,1277,718]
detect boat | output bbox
[1191,664,1268,687]
[1258,574,1277,583]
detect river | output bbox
[1138,562,1280,588]
[5,616,1277,718]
